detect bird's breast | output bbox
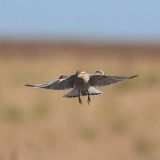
[76,77,88,84]
[75,77,89,89]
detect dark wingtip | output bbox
[129,75,139,79]
[25,84,34,87]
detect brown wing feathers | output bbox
[25,75,75,90]
[89,74,138,87]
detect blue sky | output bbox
[0,0,160,40]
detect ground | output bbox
[0,44,160,160]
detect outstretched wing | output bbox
[89,74,138,87]
[25,75,75,90]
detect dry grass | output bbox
[0,50,160,160]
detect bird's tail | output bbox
[64,88,80,98]
[64,87,102,98]
[87,87,102,95]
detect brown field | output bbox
[0,41,160,160]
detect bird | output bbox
[25,70,138,105]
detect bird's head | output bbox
[77,71,87,78]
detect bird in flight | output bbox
[25,70,138,105]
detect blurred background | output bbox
[0,0,160,160]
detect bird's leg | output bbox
[78,96,82,105]
[87,95,91,105]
